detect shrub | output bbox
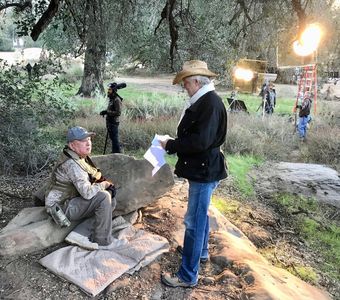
[223,113,298,161]
[122,92,183,120]
[0,60,75,174]
[58,63,83,84]
[302,125,340,169]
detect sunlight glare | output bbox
[293,24,322,56]
[234,67,254,81]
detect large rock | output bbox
[209,206,331,300]
[0,154,174,256]
[320,83,340,101]
[150,182,331,300]
[250,162,340,209]
[92,154,175,216]
[0,207,75,256]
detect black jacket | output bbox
[106,94,122,124]
[165,90,228,182]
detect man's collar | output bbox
[189,82,215,105]
[64,147,87,160]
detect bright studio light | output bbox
[234,67,254,81]
[293,24,322,56]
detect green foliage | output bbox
[212,196,240,214]
[57,64,83,84]
[165,155,177,168]
[272,193,340,282]
[0,60,75,174]
[121,87,184,120]
[0,35,13,51]
[300,217,340,281]
[223,113,299,161]
[227,155,263,197]
[276,194,318,213]
[234,93,295,115]
[287,265,318,283]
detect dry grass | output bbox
[70,110,340,173]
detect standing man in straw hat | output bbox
[160,60,228,287]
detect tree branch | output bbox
[291,0,307,30]
[30,0,62,41]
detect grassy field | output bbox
[232,93,296,114]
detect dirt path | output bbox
[117,74,300,98]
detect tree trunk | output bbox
[77,0,106,97]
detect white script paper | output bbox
[144,134,171,176]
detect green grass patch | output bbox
[229,93,295,115]
[287,265,318,283]
[276,194,318,213]
[227,154,263,197]
[165,155,177,167]
[259,246,318,283]
[273,194,340,282]
[212,196,239,214]
[300,217,340,281]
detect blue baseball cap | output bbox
[66,126,95,142]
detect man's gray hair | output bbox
[187,75,211,86]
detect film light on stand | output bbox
[293,24,322,57]
[234,67,254,82]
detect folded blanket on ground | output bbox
[39,224,169,297]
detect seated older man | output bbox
[44,126,116,250]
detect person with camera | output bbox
[44,126,116,250]
[159,60,228,288]
[100,83,124,153]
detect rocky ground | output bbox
[0,171,338,300]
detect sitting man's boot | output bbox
[65,231,99,250]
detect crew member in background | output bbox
[297,92,312,141]
[160,60,228,288]
[260,81,276,114]
[100,83,122,153]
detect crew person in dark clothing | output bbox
[25,63,32,80]
[100,83,122,153]
[260,81,276,114]
[297,92,312,141]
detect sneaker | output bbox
[161,273,196,288]
[65,231,99,250]
[176,245,209,263]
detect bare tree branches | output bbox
[228,0,253,26]
[154,0,178,71]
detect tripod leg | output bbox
[103,130,109,155]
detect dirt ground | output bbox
[0,173,338,300]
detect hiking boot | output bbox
[161,273,196,288]
[176,245,209,263]
[65,231,99,250]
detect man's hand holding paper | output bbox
[144,134,174,176]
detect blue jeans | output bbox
[177,180,219,285]
[298,116,309,138]
[107,123,121,153]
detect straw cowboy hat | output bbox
[172,60,217,85]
